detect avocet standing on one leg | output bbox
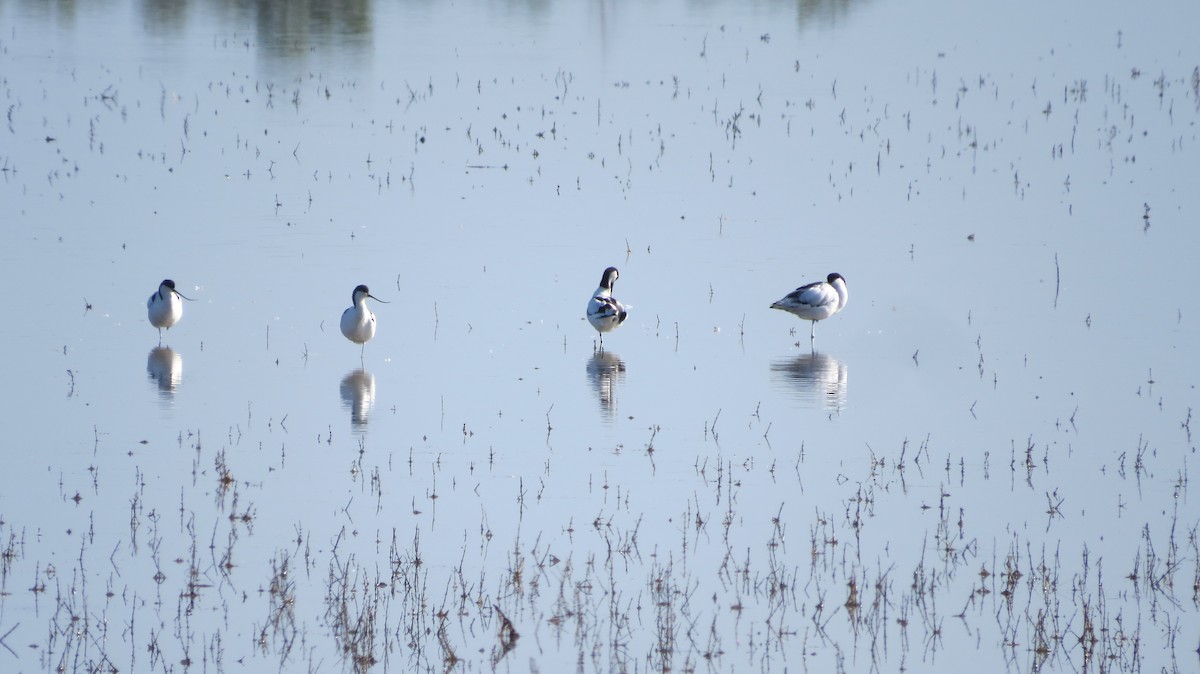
[340,284,388,358]
[147,279,193,340]
[586,267,628,349]
[770,273,848,342]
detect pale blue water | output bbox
[1,0,1198,672]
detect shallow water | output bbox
[1,0,1198,672]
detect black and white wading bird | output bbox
[147,279,193,340]
[341,284,388,358]
[770,273,848,342]
[586,267,628,348]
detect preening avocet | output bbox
[147,279,193,339]
[770,273,848,341]
[340,284,388,357]
[586,266,628,348]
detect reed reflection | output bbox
[769,351,847,411]
[340,368,376,429]
[146,346,183,402]
[139,0,373,49]
[586,350,626,422]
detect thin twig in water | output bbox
[0,622,18,657]
[1053,253,1061,308]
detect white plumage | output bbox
[586,267,628,347]
[340,284,387,356]
[770,273,848,341]
[147,279,192,339]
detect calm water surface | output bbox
[1,0,1198,672]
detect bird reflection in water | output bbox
[586,350,626,422]
[146,346,182,402]
[769,351,847,412]
[340,368,376,429]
